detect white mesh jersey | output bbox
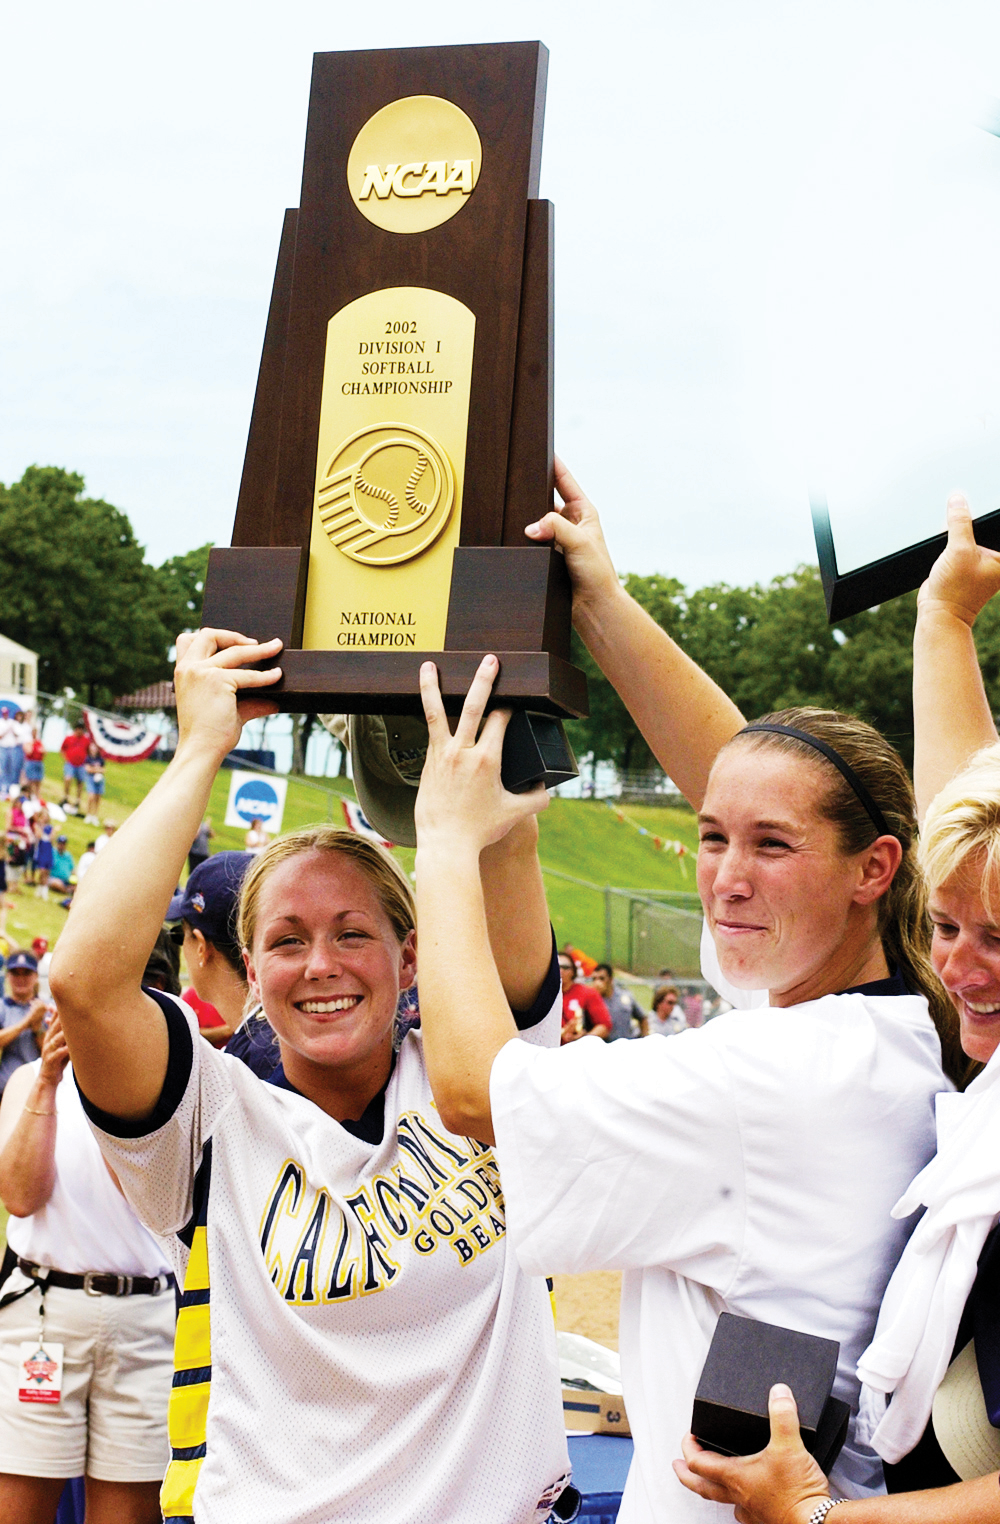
[80,985,569,1524]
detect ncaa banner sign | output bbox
[224,771,288,834]
[85,709,160,763]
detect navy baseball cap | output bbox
[167,852,253,949]
[7,951,38,972]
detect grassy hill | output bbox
[3,756,700,971]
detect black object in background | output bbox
[693,1312,850,1474]
[812,497,1000,624]
[501,710,578,792]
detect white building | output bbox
[0,633,38,712]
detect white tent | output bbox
[0,633,37,711]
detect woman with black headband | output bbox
[411,463,964,1523]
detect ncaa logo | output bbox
[233,778,280,829]
[347,95,482,234]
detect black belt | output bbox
[16,1257,175,1297]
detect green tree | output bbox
[154,542,213,639]
[567,564,922,773]
[0,466,176,704]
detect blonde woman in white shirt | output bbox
[412,463,967,1523]
[47,629,573,1524]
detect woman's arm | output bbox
[675,1385,1000,1524]
[415,657,550,1143]
[0,1017,70,1217]
[49,630,281,1121]
[913,494,1000,822]
[479,817,552,1011]
[525,459,746,808]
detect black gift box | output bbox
[692,1313,851,1474]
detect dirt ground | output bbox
[552,1271,622,1351]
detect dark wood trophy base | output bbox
[201,543,585,718]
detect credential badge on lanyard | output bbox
[17,1280,63,1404]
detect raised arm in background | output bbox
[415,656,549,1144]
[49,631,281,1122]
[913,493,1000,822]
[525,459,745,808]
[0,1015,69,1218]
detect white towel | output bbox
[856,1045,1000,1465]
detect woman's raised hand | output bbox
[173,629,283,762]
[415,656,549,855]
[919,493,1000,627]
[525,458,620,613]
[38,1014,70,1089]
[673,1385,831,1524]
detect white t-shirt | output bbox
[6,1061,171,1279]
[490,926,948,1523]
[82,986,570,1524]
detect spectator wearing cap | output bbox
[59,723,89,816]
[0,953,46,1096]
[168,851,253,1047]
[49,837,74,898]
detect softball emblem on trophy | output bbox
[316,422,455,566]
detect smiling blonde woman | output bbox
[48,629,574,1524]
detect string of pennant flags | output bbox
[605,800,692,873]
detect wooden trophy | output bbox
[201,42,586,785]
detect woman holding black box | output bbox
[413,463,968,1521]
[673,497,1000,1519]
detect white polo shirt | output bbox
[490,927,948,1522]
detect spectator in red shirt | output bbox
[59,723,90,816]
[558,952,610,1043]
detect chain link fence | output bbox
[542,867,704,977]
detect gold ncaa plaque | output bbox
[346,95,482,234]
[302,286,475,653]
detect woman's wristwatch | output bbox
[807,1502,840,1524]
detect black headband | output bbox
[738,723,897,840]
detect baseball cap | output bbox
[7,950,38,972]
[31,937,48,956]
[56,834,67,844]
[167,852,253,949]
[321,713,428,848]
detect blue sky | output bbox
[3,0,1000,589]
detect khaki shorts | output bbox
[0,1278,174,1481]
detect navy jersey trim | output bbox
[76,987,193,1138]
